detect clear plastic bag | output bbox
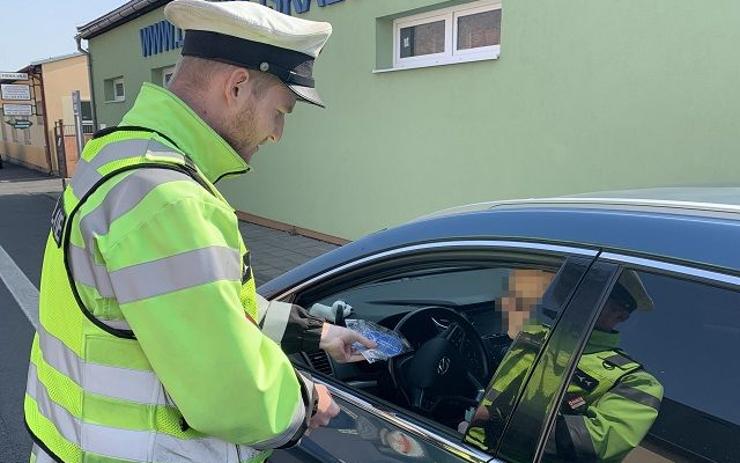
[345,319,412,363]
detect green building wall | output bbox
[89,0,740,240]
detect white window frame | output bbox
[453,2,502,60]
[393,13,451,69]
[162,66,176,87]
[113,78,125,102]
[393,0,501,70]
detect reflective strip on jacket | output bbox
[25,83,314,463]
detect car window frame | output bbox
[272,239,599,463]
[501,252,740,463]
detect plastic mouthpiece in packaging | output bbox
[345,319,411,363]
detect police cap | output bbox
[165,0,332,107]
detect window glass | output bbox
[80,101,93,122]
[162,66,175,87]
[542,270,740,463]
[113,80,125,101]
[298,254,579,438]
[399,20,446,58]
[457,9,501,50]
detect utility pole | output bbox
[72,90,84,158]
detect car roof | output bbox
[260,188,740,297]
[420,187,740,220]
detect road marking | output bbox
[0,245,39,330]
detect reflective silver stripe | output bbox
[563,414,597,459]
[69,244,115,298]
[236,445,262,461]
[251,399,306,450]
[37,324,165,405]
[27,363,81,447]
[70,168,196,299]
[110,246,242,304]
[256,294,270,324]
[30,444,55,463]
[261,300,293,343]
[27,363,246,463]
[77,168,194,250]
[610,383,662,411]
[72,139,150,198]
[71,139,184,199]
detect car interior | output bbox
[291,257,562,433]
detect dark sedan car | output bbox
[260,189,740,463]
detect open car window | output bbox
[294,251,591,445]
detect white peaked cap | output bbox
[165,0,333,107]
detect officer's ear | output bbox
[223,67,252,107]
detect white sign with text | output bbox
[0,72,29,80]
[3,104,33,116]
[1,84,31,101]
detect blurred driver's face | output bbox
[500,270,554,338]
[501,270,554,313]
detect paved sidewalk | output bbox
[241,221,339,285]
[0,163,63,197]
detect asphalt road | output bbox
[0,165,63,462]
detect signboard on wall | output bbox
[0,72,29,80]
[254,0,345,16]
[1,84,31,101]
[140,20,184,57]
[139,0,347,56]
[4,119,33,129]
[3,104,33,116]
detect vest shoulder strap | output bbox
[93,124,180,150]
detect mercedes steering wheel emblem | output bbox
[437,356,451,376]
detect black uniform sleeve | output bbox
[281,304,324,354]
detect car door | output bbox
[266,240,597,463]
[495,254,740,463]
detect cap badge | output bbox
[259,62,270,72]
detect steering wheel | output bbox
[389,306,490,415]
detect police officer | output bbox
[466,270,663,462]
[25,2,374,462]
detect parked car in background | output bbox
[259,188,740,463]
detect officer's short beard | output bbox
[219,103,259,161]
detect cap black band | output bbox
[182,30,315,88]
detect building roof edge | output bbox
[30,52,85,66]
[76,0,171,40]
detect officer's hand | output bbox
[319,323,377,363]
[309,384,340,429]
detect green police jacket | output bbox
[25,83,322,463]
[467,325,663,462]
